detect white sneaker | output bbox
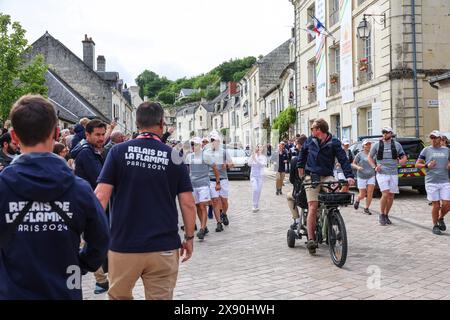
[252,207,259,212]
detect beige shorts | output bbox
[304,175,336,202]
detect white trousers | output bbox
[251,175,264,209]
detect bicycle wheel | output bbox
[327,209,348,268]
[287,229,296,248]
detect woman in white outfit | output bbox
[248,145,267,212]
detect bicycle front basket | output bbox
[318,192,354,206]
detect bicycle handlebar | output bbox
[301,179,349,192]
[301,179,349,186]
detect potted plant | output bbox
[359,58,369,71]
[307,83,316,93]
[330,73,339,84]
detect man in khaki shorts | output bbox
[297,119,354,255]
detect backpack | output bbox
[376,139,398,161]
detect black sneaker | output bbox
[221,212,229,226]
[364,208,372,215]
[354,200,360,210]
[306,240,317,255]
[197,228,206,240]
[385,215,392,225]
[276,190,279,195]
[438,218,446,231]
[215,222,224,232]
[290,222,298,230]
[379,214,386,226]
[204,226,209,235]
[433,225,442,235]
[94,282,109,294]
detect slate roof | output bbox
[257,39,291,97]
[97,71,120,82]
[45,69,109,123]
[176,103,198,116]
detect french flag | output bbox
[313,16,325,35]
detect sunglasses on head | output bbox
[382,130,391,134]
[430,136,439,139]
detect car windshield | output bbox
[228,149,247,157]
[400,141,423,159]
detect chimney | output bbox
[228,82,237,98]
[82,34,95,70]
[97,55,105,72]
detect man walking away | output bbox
[207,131,233,228]
[415,131,450,235]
[0,95,109,300]
[368,126,407,226]
[95,102,196,300]
[186,137,221,238]
[274,142,289,195]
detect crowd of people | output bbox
[0,94,449,300]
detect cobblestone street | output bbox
[83,169,450,300]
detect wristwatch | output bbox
[184,234,194,241]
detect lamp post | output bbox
[357,14,386,40]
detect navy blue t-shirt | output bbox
[97,137,192,253]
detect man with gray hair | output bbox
[102,130,125,159]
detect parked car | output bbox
[226,148,251,179]
[350,136,426,194]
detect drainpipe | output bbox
[293,3,299,134]
[411,0,420,138]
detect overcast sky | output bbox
[1,0,294,86]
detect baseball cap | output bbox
[190,137,203,145]
[342,139,350,145]
[362,139,372,146]
[382,126,393,133]
[209,131,221,141]
[429,130,441,138]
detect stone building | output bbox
[242,40,291,146]
[27,32,137,133]
[290,0,450,142]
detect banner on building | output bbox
[315,0,327,111]
[340,0,354,104]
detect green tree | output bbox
[156,89,176,105]
[0,14,48,121]
[272,107,297,140]
[135,70,171,99]
[205,88,220,101]
[213,56,256,82]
